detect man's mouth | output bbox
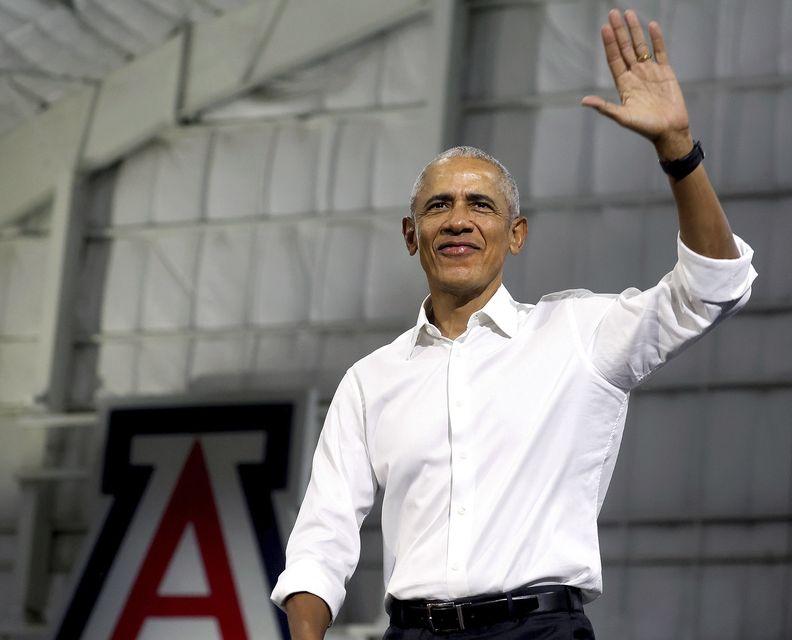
[437,242,479,256]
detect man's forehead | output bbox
[431,155,498,174]
[423,157,501,188]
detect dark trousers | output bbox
[383,611,596,640]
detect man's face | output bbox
[403,156,527,300]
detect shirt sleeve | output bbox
[582,233,757,390]
[270,370,377,621]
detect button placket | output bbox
[446,341,473,596]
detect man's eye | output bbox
[428,202,447,210]
[473,201,492,210]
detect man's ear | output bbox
[402,216,418,256]
[509,216,528,255]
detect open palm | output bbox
[582,10,690,148]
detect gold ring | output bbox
[636,52,653,62]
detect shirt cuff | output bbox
[270,558,345,623]
[676,232,758,303]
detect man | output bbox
[271,9,756,639]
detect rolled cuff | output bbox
[270,558,346,623]
[676,233,757,303]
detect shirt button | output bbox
[450,564,459,571]
[459,451,467,460]
[455,399,463,408]
[457,506,466,515]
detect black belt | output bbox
[390,585,584,634]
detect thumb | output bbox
[581,95,626,125]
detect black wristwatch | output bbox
[659,140,704,180]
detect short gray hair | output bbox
[409,146,520,219]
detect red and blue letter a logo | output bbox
[54,403,293,639]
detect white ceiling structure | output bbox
[0,0,430,227]
[0,0,249,136]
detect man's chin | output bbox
[431,274,497,299]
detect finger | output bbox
[624,9,651,60]
[601,24,628,81]
[648,20,669,64]
[608,9,637,65]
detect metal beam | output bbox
[81,35,184,167]
[599,513,792,528]
[464,74,792,113]
[424,0,467,151]
[14,413,97,429]
[34,174,85,412]
[13,479,53,624]
[243,0,430,91]
[601,554,792,567]
[180,0,284,116]
[0,89,94,226]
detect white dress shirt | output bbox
[271,235,757,620]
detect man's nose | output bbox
[442,202,474,232]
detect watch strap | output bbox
[659,140,704,180]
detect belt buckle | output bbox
[426,601,465,633]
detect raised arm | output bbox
[581,9,738,259]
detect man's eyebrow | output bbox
[423,193,453,206]
[465,193,497,206]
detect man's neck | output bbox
[428,280,502,340]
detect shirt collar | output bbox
[407,284,518,358]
